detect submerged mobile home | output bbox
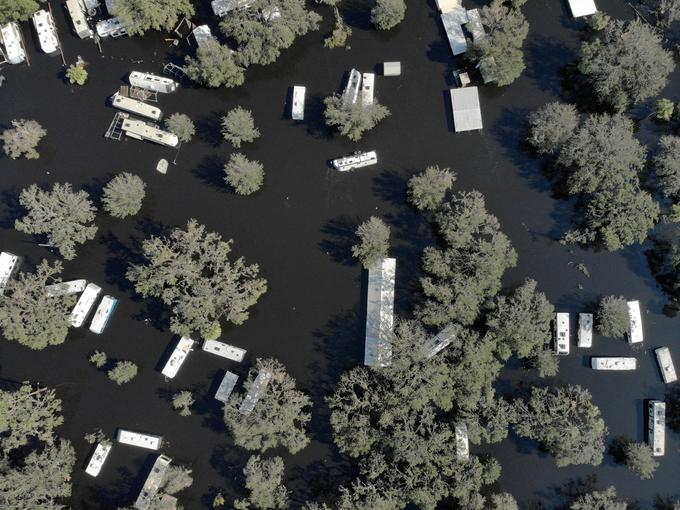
[70,283,102,327]
[627,300,643,344]
[202,339,246,362]
[161,337,195,379]
[111,92,162,121]
[134,455,172,510]
[89,295,118,334]
[648,400,665,456]
[238,368,272,415]
[291,85,306,120]
[577,313,593,348]
[655,347,677,383]
[364,258,396,367]
[65,0,94,38]
[214,371,239,403]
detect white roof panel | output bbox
[450,87,483,132]
[568,0,597,17]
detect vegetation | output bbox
[654,135,680,200]
[162,464,194,495]
[112,0,194,35]
[102,172,146,218]
[587,10,610,30]
[579,19,674,111]
[127,219,267,337]
[370,0,406,30]
[513,385,607,467]
[224,153,265,195]
[407,165,456,211]
[1,119,46,160]
[89,350,108,368]
[323,95,390,141]
[324,7,352,48]
[569,486,626,510]
[222,107,260,148]
[107,361,139,385]
[624,441,659,479]
[224,358,311,454]
[0,0,38,23]
[655,98,675,121]
[172,391,194,416]
[596,295,629,339]
[15,182,97,260]
[527,102,580,156]
[65,63,88,85]
[468,0,529,86]
[185,40,246,88]
[234,455,290,510]
[0,260,75,350]
[351,217,390,268]
[165,113,195,143]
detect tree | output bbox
[102,172,146,218]
[221,107,260,148]
[417,190,517,326]
[185,40,246,88]
[161,465,193,495]
[655,98,675,121]
[234,455,289,510]
[15,183,97,260]
[172,391,194,416]
[527,102,579,156]
[596,295,629,338]
[488,493,519,510]
[0,0,38,23]
[324,7,352,48]
[467,0,529,86]
[351,217,390,268]
[107,361,138,385]
[407,166,456,211]
[65,63,88,85]
[89,350,108,368]
[224,358,311,454]
[655,135,680,199]
[323,95,390,141]
[128,220,267,337]
[111,0,194,35]
[579,19,674,111]
[625,441,659,479]
[514,385,607,467]
[1,119,46,160]
[569,486,626,510]
[0,260,75,350]
[224,153,265,195]
[165,113,195,143]
[486,279,555,361]
[370,0,406,30]
[588,10,610,30]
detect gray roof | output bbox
[364,258,396,367]
[215,371,239,403]
[440,7,468,55]
[450,87,483,132]
[238,369,272,415]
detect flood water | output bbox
[1,0,679,508]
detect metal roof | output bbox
[450,87,483,132]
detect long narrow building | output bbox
[0,251,20,293]
[161,337,195,378]
[238,368,272,415]
[134,455,172,510]
[627,300,643,344]
[647,400,665,456]
[364,257,396,367]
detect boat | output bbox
[554,312,569,355]
[627,300,643,344]
[121,118,179,148]
[331,150,378,172]
[89,295,118,334]
[202,339,246,362]
[95,17,127,38]
[454,423,469,460]
[577,312,593,348]
[341,68,362,107]
[32,9,59,55]
[291,85,306,120]
[647,400,665,456]
[214,371,239,403]
[134,455,172,510]
[85,442,112,477]
[45,279,87,297]
[0,22,26,64]
[161,336,195,378]
[129,71,177,93]
[116,429,163,450]
[70,283,101,327]
[238,368,272,415]
[655,346,677,383]
[0,251,20,293]
[360,72,375,106]
[65,0,93,39]
[111,92,162,121]
[591,357,637,370]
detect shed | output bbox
[383,62,401,76]
[450,87,483,132]
[567,0,597,17]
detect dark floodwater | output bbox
[1,0,679,508]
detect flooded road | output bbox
[0,0,678,507]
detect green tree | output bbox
[127,219,267,337]
[588,10,610,30]
[89,350,108,368]
[370,0,406,30]
[569,486,626,510]
[514,385,607,467]
[0,260,75,350]
[530,346,559,377]
[185,40,246,88]
[417,190,517,326]
[164,113,195,143]
[324,7,352,48]
[351,217,390,268]
[323,95,391,141]
[111,0,194,35]
[102,172,146,218]
[1,119,46,160]
[161,465,194,495]
[234,455,290,510]
[107,361,138,385]
[579,19,674,111]
[224,153,265,195]
[222,107,260,148]
[65,63,88,85]
[172,391,194,416]
[655,98,675,121]
[655,135,680,199]
[224,358,311,454]
[596,295,629,338]
[15,183,97,260]
[407,165,456,211]
[0,0,38,23]
[625,441,659,479]
[527,102,579,155]
[488,493,519,510]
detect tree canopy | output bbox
[351,217,391,268]
[654,135,680,200]
[234,455,290,510]
[569,486,627,510]
[323,95,391,141]
[527,102,580,156]
[0,0,38,24]
[185,40,246,88]
[1,119,46,160]
[222,107,260,148]
[224,153,265,195]
[370,0,406,30]
[102,172,146,218]
[112,0,195,35]
[165,113,195,143]
[596,295,631,339]
[407,166,456,212]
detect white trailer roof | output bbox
[0,251,19,292]
[202,339,246,362]
[46,279,87,297]
[436,0,461,13]
[450,87,483,132]
[33,10,58,54]
[117,429,163,450]
[89,295,118,334]
[238,369,272,415]
[648,400,665,456]
[1,22,26,64]
[65,0,93,39]
[122,118,178,147]
[161,337,195,378]
[70,283,102,327]
[577,312,593,348]
[591,357,637,370]
[454,423,469,460]
[112,93,162,121]
[364,258,396,367]
[568,0,597,17]
[85,442,112,477]
[627,300,643,344]
[655,347,677,383]
[292,85,306,120]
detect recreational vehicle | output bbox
[85,442,112,477]
[89,295,118,334]
[648,400,665,456]
[96,17,127,38]
[655,347,677,383]
[0,251,19,293]
[554,312,570,355]
[134,455,172,510]
[331,151,378,172]
[65,0,93,39]
[202,339,246,362]
[0,23,26,64]
[129,71,177,93]
[121,118,179,147]
[239,368,272,415]
[32,10,59,55]
[627,300,643,344]
[291,85,306,120]
[46,279,87,297]
[591,357,637,370]
[360,73,375,105]
[111,92,162,121]
[117,429,163,450]
[70,283,101,327]
[161,337,195,378]
[577,313,593,348]
[214,371,239,403]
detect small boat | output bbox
[0,22,26,64]
[32,9,59,55]
[331,150,378,172]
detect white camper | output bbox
[111,92,162,121]
[70,283,102,327]
[331,151,378,172]
[32,10,59,55]
[591,357,637,370]
[0,23,26,64]
[202,339,246,362]
[627,300,643,344]
[117,429,163,450]
[129,71,177,93]
[0,251,20,293]
[577,313,593,348]
[291,85,306,120]
[554,313,570,355]
[89,295,118,334]
[655,347,677,383]
[65,0,93,39]
[85,442,112,477]
[161,337,195,378]
[648,400,665,456]
[121,118,179,147]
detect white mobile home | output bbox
[1,22,26,64]
[441,7,468,56]
[129,71,177,93]
[454,423,469,460]
[202,339,246,362]
[331,151,378,172]
[360,73,375,105]
[32,10,59,55]
[0,251,20,293]
[591,357,637,370]
[214,371,239,403]
[450,87,483,132]
[85,442,112,477]
[46,279,87,297]
[648,400,665,456]
[341,68,361,106]
[567,0,598,18]
[96,17,127,38]
[134,455,172,510]
[238,368,272,415]
[554,312,570,355]
[121,118,179,147]
[627,300,643,344]
[364,258,396,367]
[577,313,593,348]
[70,283,102,327]
[65,0,93,39]
[111,92,162,121]
[89,295,118,334]
[117,429,163,450]
[655,347,677,383]
[291,85,306,120]
[161,337,195,378]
